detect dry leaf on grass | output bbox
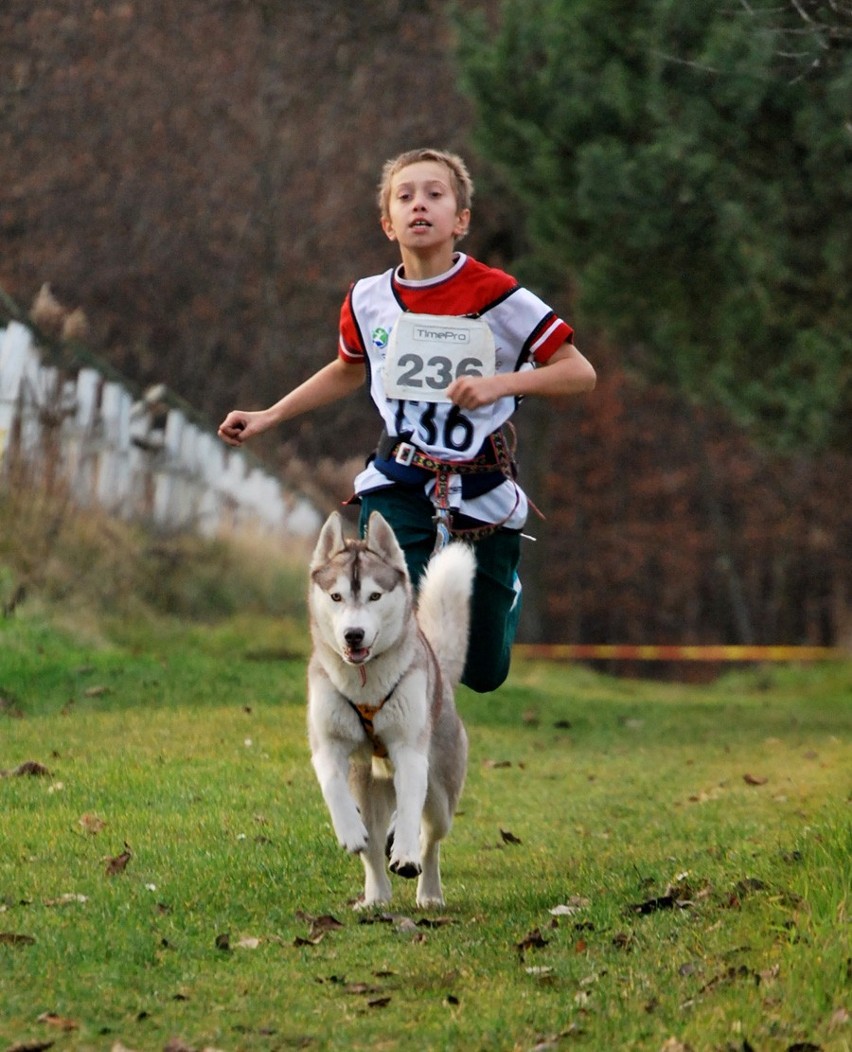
[104,843,132,876]
[549,896,590,916]
[43,893,88,907]
[37,1013,79,1031]
[743,772,768,786]
[79,813,106,835]
[9,761,52,778]
[500,829,522,845]
[517,928,549,958]
[0,931,36,945]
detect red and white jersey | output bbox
[339,253,573,526]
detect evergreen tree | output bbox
[456,0,852,452]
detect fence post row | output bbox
[0,321,320,539]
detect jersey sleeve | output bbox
[338,284,366,363]
[529,312,574,363]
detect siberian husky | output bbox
[307,511,473,909]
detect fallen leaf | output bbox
[79,813,106,835]
[104,844,132,876]
[743,773,768,786]
[483,759,512,768]
[83,685,110,698]
[293,933,323,947]
[627,894,681,915]
[416,916,453,928]
[0,931,35,945]
[309,914,344,936]
[500,829,522,845]
[368,997,391,1008]
[43,893,88,907]
[214,933,230,951]
[344,982,382,995]
[37,1013,79,1031]
[517,928,549,957]
[5,1041,55,1052]
[12,761,52,777]
[549,896,590,916]
[236,936,261,949]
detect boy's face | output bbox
[381,160,470,253]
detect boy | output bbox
[218,148,596,692]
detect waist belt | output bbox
[373,427,522,543]
[376,427,516,479]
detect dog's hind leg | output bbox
[350,760,394,907]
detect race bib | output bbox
[383,313,496,402]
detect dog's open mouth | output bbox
[344,646,371,665]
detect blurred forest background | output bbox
[1,0,850,650]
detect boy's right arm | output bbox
[218,358,365,447]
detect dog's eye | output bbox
[368,592,382,602]
[330,593,343,603]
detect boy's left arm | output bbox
[446,343,596,410]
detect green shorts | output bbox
[358,486,522,694]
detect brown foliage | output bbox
[2,1,849,648]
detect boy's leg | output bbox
[461,528,522,694]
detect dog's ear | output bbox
[311,511,346,570]
[365,511,407,574]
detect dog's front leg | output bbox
[385,745,428,879]
[311,740,369,855]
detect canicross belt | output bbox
[375,427,525,544]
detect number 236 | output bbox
[395,352,484,390]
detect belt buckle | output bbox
[395,442,416,466]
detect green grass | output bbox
[1,614,849,1052]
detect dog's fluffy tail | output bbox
[416,542,476,688]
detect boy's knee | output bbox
[461,648,511,694]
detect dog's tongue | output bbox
[346,647,370,664]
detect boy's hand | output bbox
[218,409,267,446]
[446,374,506,410]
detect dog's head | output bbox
[309,511,410,665]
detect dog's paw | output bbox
[389,856,422,880]
[416,893,445,910]
[338,825,369,855]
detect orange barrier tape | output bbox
[514,643,848,663]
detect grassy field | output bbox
[1,611,849,1052]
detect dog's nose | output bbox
[344,628,365,648]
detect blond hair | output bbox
[377,148,474,228]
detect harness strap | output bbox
[349,699,390,758]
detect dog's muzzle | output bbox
[343,628,371,664]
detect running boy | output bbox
[218,148,595,692]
